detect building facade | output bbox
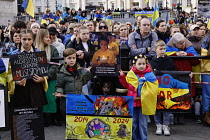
[31,0,197,13]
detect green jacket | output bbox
[55,63,91,95]
[48,45,59,80]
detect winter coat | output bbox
[166,37,200,71]
[48,45,59,80]
[149,55,177,71]
[119,65,157,108]
[128,29,158,57]
[51,38,65,57]
[155,30,170,44]
[55,63,91,111]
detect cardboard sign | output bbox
[66,115,132,140]
[154,71,191,111]
[90,32,121,76]
[10,51,48,81]
[11,107,45,140]
[66,94,134,140]
[198,0,210,18]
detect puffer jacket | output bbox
[128,29,158,57]
[48,45,59,80]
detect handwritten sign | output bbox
[10,51,48,81]
[154,71,191,111]
[66,115,132,140]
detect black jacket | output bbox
[149,55,177,71]
[66,38,95,67]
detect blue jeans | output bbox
[154,111,170,125]
[132,107,148,140]
[202,74,210,112]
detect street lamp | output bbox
[166,0,168,9]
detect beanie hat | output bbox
[30,23,40,29]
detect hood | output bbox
[186,34,202,42]
[167,37,193,48]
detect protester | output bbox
[155,20,170,43]
[35,29,59,127]
[30,23,40,35]
[10,29,48,108]
[119,54,158,140]
[150,40,177,136]
[128,18,158,57]
[54,48,92,114]
[41,8,55,25]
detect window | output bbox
[158,1,163,8]
[133,3,139,6]
[100,4,103,6]
[38,8,41,13]
[187,0,192,7]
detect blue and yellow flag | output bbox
[152,4,159,26]
[22,0,34,17]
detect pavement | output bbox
[1,115,210,140]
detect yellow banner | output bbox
[157,88,190,110]
[66,115,132,140]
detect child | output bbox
[119,55,158,140]
[66,26,95,68]
[92,35,116,66]
[54,48,91,114]
[149,40,177,136]
[10,29,48,108]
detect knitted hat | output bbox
[30,23,40,29]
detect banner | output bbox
[10,51,48,81]
[198,0,210,18]
[154,71,191,111]
[66,115,132,139]
[11,107,45,140]
[90,32,121,76]
[66,94,134,139]
[134,11,154,18]
[0,89,5,128]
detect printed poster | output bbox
[66,94,134,140]
[90,32,121,76]
[154,71,191,111]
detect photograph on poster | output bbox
[90,32,120,76]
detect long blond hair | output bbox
[35,29,51,61]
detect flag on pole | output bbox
[152,4,159,26]
[22,0,34,17]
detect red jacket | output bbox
[118,65,152,107]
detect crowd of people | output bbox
[0,7,210,140]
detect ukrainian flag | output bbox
[22,0,34,17]
[152,4,159,26]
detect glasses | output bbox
[99,26,108,29]
[31,20,36,23]
[173,31,180,33]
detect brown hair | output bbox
[63,48,77,57]
[154,40,166,49]
[78,25,88,33]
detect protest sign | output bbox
[11,107,45,140]
[198,0,210,17]
[154,71,191,111]
[66,94,134,139]
[0,84,9,130]
[10,51,48,81]
[90,32,121,76]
